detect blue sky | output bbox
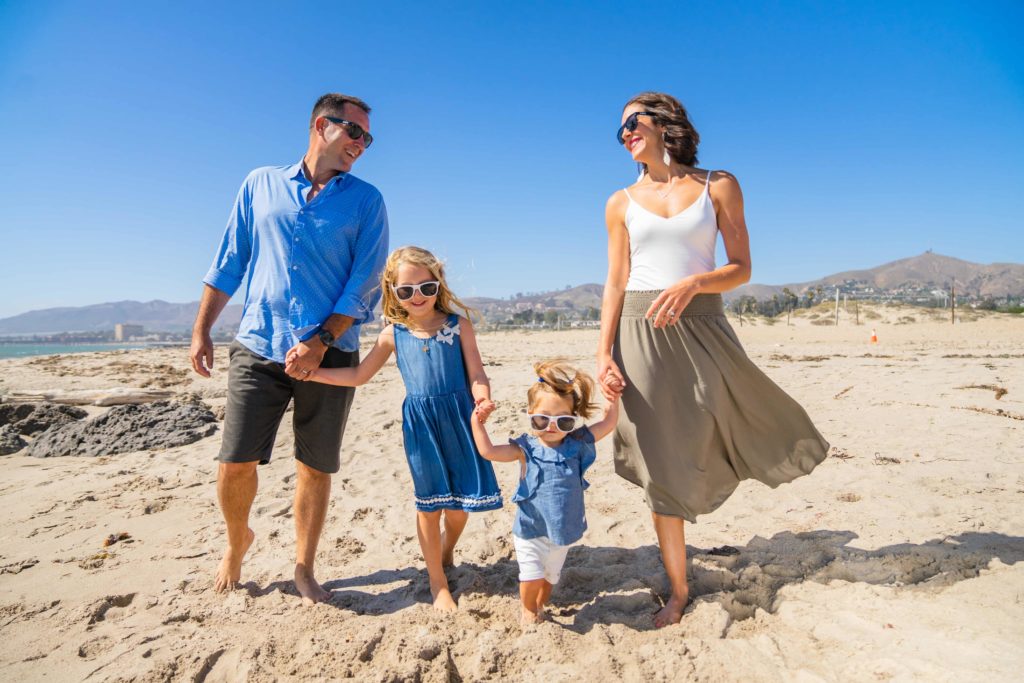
[1,1,1021,318]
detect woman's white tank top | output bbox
[624,171,718,291]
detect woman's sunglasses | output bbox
[616,111,656,145]
[392,281,439,301]
[324,116,374,148]
[528,414,579,432]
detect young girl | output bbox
[470,360,620,626]
[310,245,502,612]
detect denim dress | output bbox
[393,314,502,512]
[509,427,596,546]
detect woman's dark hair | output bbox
[625,91,700,169]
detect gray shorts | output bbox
[217,340,358,474]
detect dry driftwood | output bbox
[2,388,174,406]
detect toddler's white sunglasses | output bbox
[528,414,578,432]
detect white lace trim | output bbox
[415,492,500,508]
[434,320,461,345]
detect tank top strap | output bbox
[704,170,713,196]
[623,188,634,202]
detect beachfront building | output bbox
[114,324,144,341]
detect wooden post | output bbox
[855,301,859,326]
[834,287,840,326]
[951,282,955,324]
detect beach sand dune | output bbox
[1,314,1022,681]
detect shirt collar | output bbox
[293,159,348,190]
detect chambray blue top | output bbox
[203,161,389,362]
[510,427,597,546]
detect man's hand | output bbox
[190,333,215,378]
[285,339,327,381]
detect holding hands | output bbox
[285,339,327,380]
[474,398,496,423]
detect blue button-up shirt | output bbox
[203,161,389,362]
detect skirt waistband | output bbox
[619,291,725,318]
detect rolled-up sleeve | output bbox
[202,179,253,297]
[332,192,389,322]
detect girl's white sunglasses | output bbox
[528,414,579,432]
[392,281,439,301]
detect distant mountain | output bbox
[0,300,242,336]
[1,253,1019,335]
[723,252,1024,303]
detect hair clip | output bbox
[537,377,545,383]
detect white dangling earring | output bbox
[662,135,672,166]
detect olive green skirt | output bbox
[612,291,829,522]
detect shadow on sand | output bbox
[250,530,1022,632]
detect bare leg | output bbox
[294,459,332,605]
[214,462,258,592]
[519,579,545,625]
[417,510,457,611]
[536,579,553,619]
[440,509,469,567]
[652,512,689,627]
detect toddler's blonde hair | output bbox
[528,359,597,419]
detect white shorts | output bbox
[513,535,571,584]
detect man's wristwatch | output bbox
[316,327,336,348]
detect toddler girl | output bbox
[471,360,620,625]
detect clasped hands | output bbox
[284,339,326,380]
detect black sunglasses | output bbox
[324,116,374,148]
[616,111,656,145]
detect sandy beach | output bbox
[1,307,1022,682]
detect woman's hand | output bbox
[645,277,700,328]
[597,353,626,401]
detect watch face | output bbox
[318,329,334,345]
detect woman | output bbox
[597,92,829,627]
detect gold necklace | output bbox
[653,175,677,200]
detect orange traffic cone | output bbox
[870,329,878,344]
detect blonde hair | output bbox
[380,246,476,326]
[527,359,597,419]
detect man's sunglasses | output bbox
[529,414,579,432]
[324,116,374,148]
[392,281,439,301]
[616,111,657,145]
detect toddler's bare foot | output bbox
[214,527,254,593]
[520,607,542,627]
[295,564,331,606]
[431,586,457,612]
[654,592,689,628]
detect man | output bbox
[190,93,388,605]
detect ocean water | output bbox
[0,343,154,359]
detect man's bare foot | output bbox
[431,586,457,612]
[653,593,689,628]
[214,527,254,593]
[440,530,455,568]
[295,564,331,606]
[520,607,542,627]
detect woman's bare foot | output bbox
[653,592,689,628]
[214,527,254,593]
[431,585,458,612]
[294,564,331,606]
[520,606,542,627]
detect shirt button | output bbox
[292,265,298,271]
[294,236,300,242]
